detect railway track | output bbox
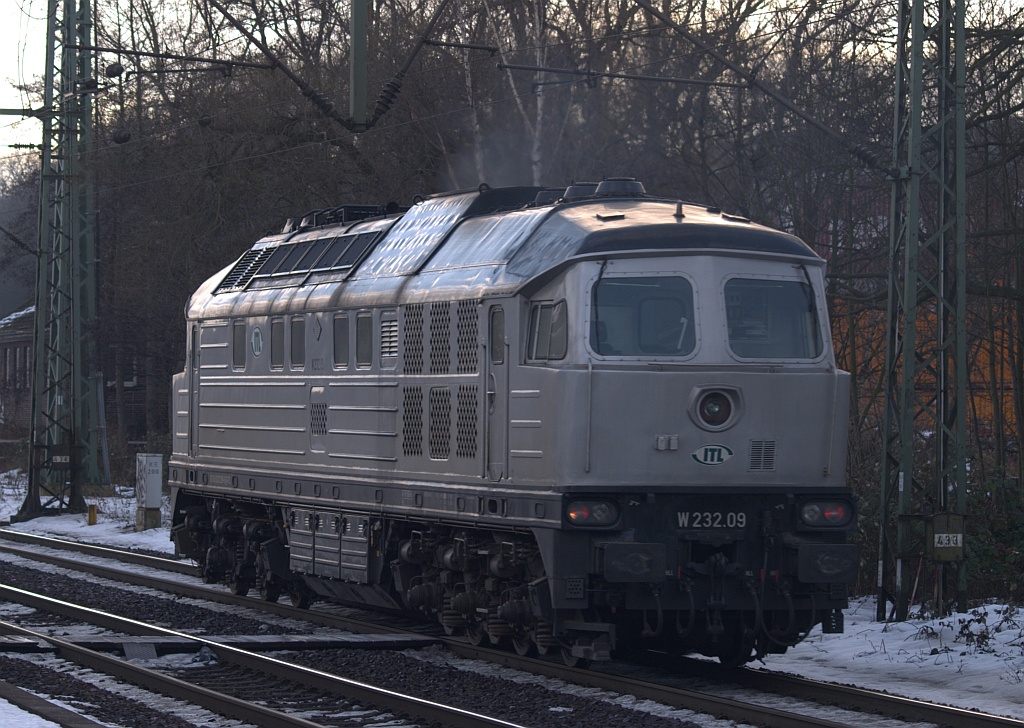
[0,582,522,728]
[2,527,1021,728]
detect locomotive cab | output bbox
[496,230,854,662]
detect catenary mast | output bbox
[17,0,104,520]
[877,0,968,620]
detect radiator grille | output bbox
[429,386,451,460]
[456,300,479,374]
[403,304,424,374]
[456,384,479,459]
[429,302,451,374]
[402,387,424,457]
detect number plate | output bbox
[677,511,747,529]
[934,533,963,548]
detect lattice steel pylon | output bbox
[877,0,967,620]
[16,0,103,520]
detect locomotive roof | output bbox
[187,181,821,318]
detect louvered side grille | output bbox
[381,320,399,358]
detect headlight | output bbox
[690,388,740,431]
[698,391,732,426]
[799,501,853,527]
[566,500,619,527]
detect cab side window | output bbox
[528,301,567,361]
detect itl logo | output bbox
[692,445,733,465]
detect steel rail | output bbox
[0,579,846,728]
[735,667,1024,728]
[0,616,328,728]
[0,527,194,573]
[0,678,109,728]
[0,535,387,631]
[4,529,1022,727]
[446,645,856,728]
[0,583,525,728]
[0,539,885,728]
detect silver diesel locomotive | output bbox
[169,178,858,665]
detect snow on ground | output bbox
[760,597,1024,720]
[1,467,1022,723]
[0,700,59,728]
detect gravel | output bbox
[1,559,705,727]
[284,648,702,727]
[0,654,205,728]
[0,561,298,635]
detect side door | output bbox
[485,304,508,481]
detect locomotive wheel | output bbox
[229,579,250,597]
[512,633,534,656]
[465,622,486,646]
[259,583,281,602]
[290,590,311,609]
[534,622,555,656]
[716,635,755,667]
[560,645,589,669]
[487,628,509,647]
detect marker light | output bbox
[800,501,853,527]
[566,500,619,527]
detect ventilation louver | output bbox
[215,247,276,293]
[381,320,399,359]
[749,440,777,471]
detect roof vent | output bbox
[563,182,598,200]
[595,177,645,197]
[533,188,564,205]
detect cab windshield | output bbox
[725,278,822,359]
[590,276,696,356]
